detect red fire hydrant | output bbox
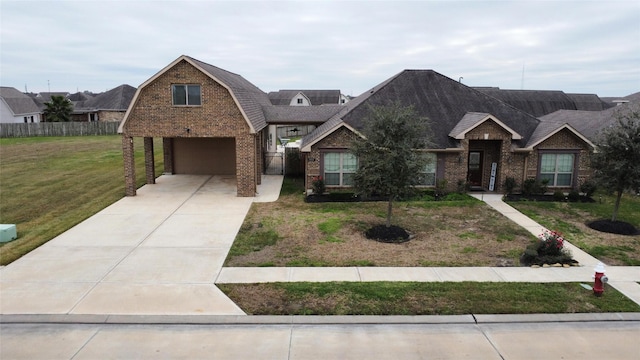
[593,262,608,296]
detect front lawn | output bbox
[224,177,536,267]
[508,192,640,266]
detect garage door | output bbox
[173,137,236,175]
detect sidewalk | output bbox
[217,193,640,306]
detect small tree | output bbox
[43,95,73,122]
[591,109,640,221]
[351,102,432,227]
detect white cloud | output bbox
[1,0,638,97]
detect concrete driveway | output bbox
[0,174,283,316]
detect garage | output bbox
[173,137,236,175]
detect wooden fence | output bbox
[0,122,120,138]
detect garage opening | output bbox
[173,137,236,175]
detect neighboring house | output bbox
[72,84,136,122]
[268,90,348,106]
[120,55,620,197]
[0,87,41,123]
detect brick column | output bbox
[144,137,155,184]
[256,133,262,185]
[122,135,136,196]
[162,137,174,174]
[236,135,256,197]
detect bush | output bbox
[567,190,580,202]
[456,179,469,194]
[311,176,325,195]
[553,190,565,201]
[522,178,549,196]
[580,180,598,197]
[503,177,517,195]
[434,179,448,199]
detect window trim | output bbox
[320,149,357,187]
[172,84,202,106]
[537,150,579,187]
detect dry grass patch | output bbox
[225,178,535,267]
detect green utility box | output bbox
[0,224,17,242]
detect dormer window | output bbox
[297,98,303,104]
[172,84,201,106]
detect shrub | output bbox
[456,179,469,194]
[503,177,517,195]
[434,179,448,199]
[311,176,325,195]
[553,190,565,201]
[567,190,580,202]
[520,229,574,266]
[522,179,537,196]
[580,180,598,197]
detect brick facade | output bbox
[306,119,593,194]
[121,59,261,197]
[305,126,360,190]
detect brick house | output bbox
[300,70,596,194]
[120,56,601,197]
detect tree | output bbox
[43,95,73,122]
[591,108,640,221]
[351,102,433,228]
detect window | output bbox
[297,98,303,104]
[540,153,574,186]
[172,84,201,106]
[323,152,357,186]
[417,153,437,186]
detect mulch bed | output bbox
[364,225,411,243]
[587,219,640,236]
[504,194,595,203]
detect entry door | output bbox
[467,151,483,187]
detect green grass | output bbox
[0,136,164,265]
[227,227,280,257]
[219,282,640,315]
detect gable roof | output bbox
[268,90,341,105]
[526,122,596,149]
[120,55,270,134]
[448,112,522,140]
[0,87,41,115]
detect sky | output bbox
[1,0,639,97]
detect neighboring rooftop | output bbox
[0,86,41,115]
[268,90,342,105]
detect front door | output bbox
[468,151,483,187]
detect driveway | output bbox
[0,175,283,315]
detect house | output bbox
[268,90,348,106]
[120,55,610,197]
[72,84,136,122]
[0,87,42,123]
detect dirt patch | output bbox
[587,219,639,235]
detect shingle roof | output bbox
[0,87,41,115]
[536,100,639,143]
[268,90,341,105]
[335,70,541,149]
[187,56,270,132]
[76,84,136,111]
[262,105,343,124]
[473,88,611,116]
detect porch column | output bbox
[162,138,174,174]
[144,137,155,184]
[122,135,136,196]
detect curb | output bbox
[2,313,639,325]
